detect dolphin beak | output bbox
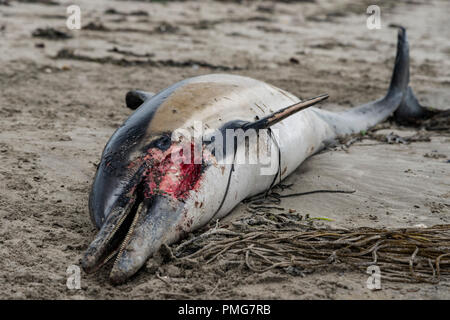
[82,194,137,274]
[83,139,203,284]
[108,196,185,284]
[82,185,186,284]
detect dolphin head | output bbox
[82,98,218,284]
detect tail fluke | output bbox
[343,26,409,123]
[320,26,411,135]
[394,86,429,123]
[385,25,410,100]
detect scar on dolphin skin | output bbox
[83,27,444,284]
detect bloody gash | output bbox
[83,27,430,284]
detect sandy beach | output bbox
[0,0,449,299]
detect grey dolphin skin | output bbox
[82,27,429,284]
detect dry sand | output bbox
[0,0,449,299]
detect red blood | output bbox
[141,142,202,200]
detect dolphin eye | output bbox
[156,135,171,151]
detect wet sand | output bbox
[0,0,449,299]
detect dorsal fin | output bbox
[242,94,329,130]
[125,90,155,110]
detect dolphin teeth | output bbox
[104,198,136,244]
[81,193,137,274]
[109,201,147,284]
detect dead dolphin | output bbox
[83,27,420,284]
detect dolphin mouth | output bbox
[82,182,148,278]
[82,142,204,284]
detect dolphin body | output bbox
[83,28,423,284]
